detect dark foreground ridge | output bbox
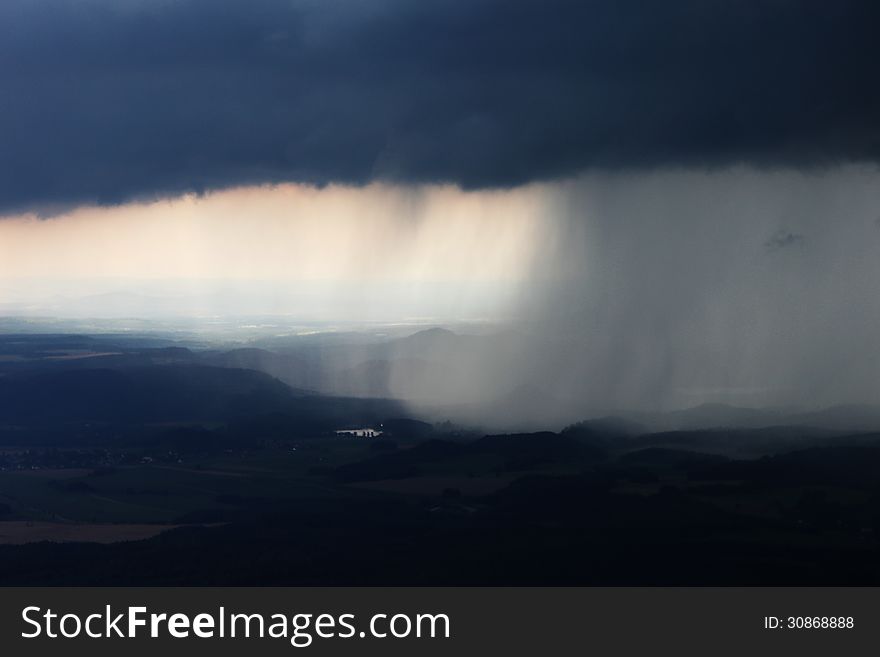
[2,427,880,584]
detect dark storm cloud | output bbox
[1,0,879,213]
[765,230,805,252]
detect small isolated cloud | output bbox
[765,230,805,252]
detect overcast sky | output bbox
[2,1,880,414]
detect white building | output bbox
[335,428,382,438]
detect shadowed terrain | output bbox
[1,330,880,584]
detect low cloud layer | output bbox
[765,230,805,252]
[2,0,879,214]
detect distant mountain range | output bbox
[621,402,880,433]
[4,331,880,434]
